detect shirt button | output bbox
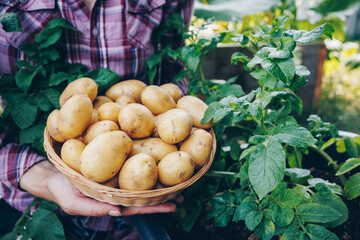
[92,28,99,37]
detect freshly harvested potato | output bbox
[58,95,93,140]
[155,109,193,144]
[61,139,86,173]
[177,95,213,129]
[118,103,155,139]
[141,85,176,115]
[83,120,120,144]
[80,131,133,183]
[118,153,157,190]
[93,96,113,109]
[158,151,195,186]
[115,94,136,106]
[102,173,119,188]
[90,109,99,125]
[97,102,122,122]
[47,110,66,142]
[59,77,98,107]
[105,79,146,102]
[160,83,182,102]
[129,138,178,163]
[180,129,213,169]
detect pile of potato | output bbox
[47,78,214,191]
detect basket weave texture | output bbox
[43,128,216,207]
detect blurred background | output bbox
[191,0,360,133]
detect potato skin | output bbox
[177,95,213,129]
[59,77,98,107]
[158,151,195,186]
[97,102,122,123]
[47,110,66,142]
[93,96,113,109]
[141,85,176,115]
[155,109,193,144]
[180,129,213,169]
[118,153,157,190]
[118,103,155,139]
[61,139,86,173]
[83,120,120,144]
[129,138,178,163]
[90,109,99,125]
[102,174,119,188]
[80,131,133,183]
[58,95,93,140]
[115,94,136,107]
[160,83,182,102]
[105,79,146,102]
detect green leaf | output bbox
[43,88,61,109]
[16,60,35,69]
[146,53,163,69]
[0,231,18,240]
[231,34,249,45]
[249,139,286,200]
[276,189,303,208]
[239,146,255,161]
[283,23,335,44]
[285,168,312,183]
[218,84,245,98]
[40,48,60,61]
[201,102,222,124]
[19,43,38,56]
[282,223,301,240]
[245,211,263,231]
[49,72,69,87]
[181,45,200,71]
[15,69,38,93]
[345,172,360,200]
[254,218,275,240]
[336,158,360,176]
[39,28,63,48]
[231,52,249,65]
[304,224,339,240]
[297,203,342,223]
[233,202,257,221]
[261,58,295,85]
[234,189,248,205]
[308,178,345,196]
[336,139,346,153]
[0,13,22,32]
[271,122,317,147]
[215,207,234,227]
[344,137,359,158]
[272,205,294,227]
[9,94,38,129]
[34,93,52,111]
[249,135,268,144]
[84,68,119,94]
[280,37,296,51]
[250,68,277,89]
[230,139,241,160]
[19,124,45,145]
[268,50,293,59]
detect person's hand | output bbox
[20,160,180,217]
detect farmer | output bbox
[0,0,194,238]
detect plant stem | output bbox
[309,145,347,186]
[199,65,206,82]
[294,147,303,168]
[205,170,237,178]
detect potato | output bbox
[59,77,98,107]
[83,120,120,144]
[47,110,66,142]
[97,102,122,122]
[115,94,136,106]
[90,109,99,125]
[105,79,146,102]
[58,95,93,139]
[141,85,176,115]
[158,151,195,186]
[118,103,155,139]
[160,83,182,102]
[118,153,157,190]
[93,96,113,109]
[155,109,193,144]
[102,174,119,188]
[61,139,86,173]
[180,129,213,169]
[129,138,178,163]
[177,95,213,129]
[80,131,133,182]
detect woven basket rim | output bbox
[43,127,216,198]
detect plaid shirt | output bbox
[0,0,193,230]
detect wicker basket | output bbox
[43,128,216,206]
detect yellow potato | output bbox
[115,94,136,107]
[90,109,99,125]
[105,79,146,102]
[61,139,86,173]
[59,77,98,107]
[129,138,178,163]
[118,153,157,190]
[158,151,195,186]
[160,83,182,102]
[177,95,213,129]
[180,129,213,169]
[118,103,155,139]
[47,110,66,142]
[102,173,119,188]
[97,102,122,122]
[83,120,120,144]
[141,85,176,115]
[93,96,113,109]
[58,95,93,140]
[80,131,133,183]
[155,109,193,144]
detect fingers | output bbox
[121,202,176,216]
